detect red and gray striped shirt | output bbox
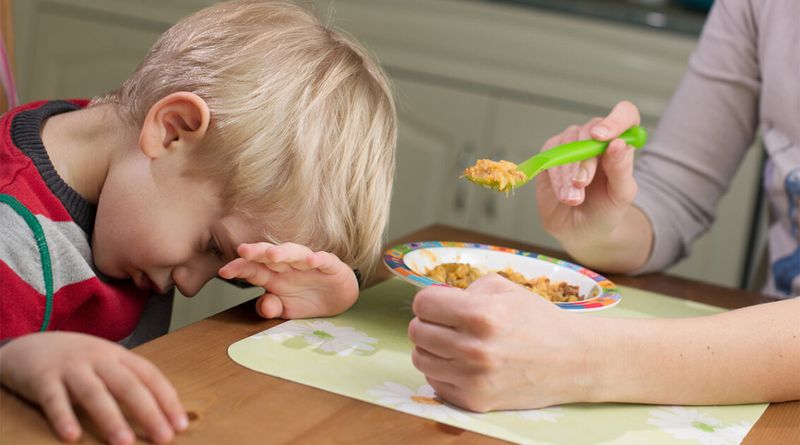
[1,100,170,345]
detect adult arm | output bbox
[537,0,761,274]
[409,275,800,411]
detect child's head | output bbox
[92,0,396,290]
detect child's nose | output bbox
[172,264,216,297]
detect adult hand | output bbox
[0,332,188,444]
[536,100,641,242]
[408,275,595,412]
[218,242,359,319]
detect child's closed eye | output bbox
[207,236,224,259]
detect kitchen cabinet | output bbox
[11,0,764,330]
[389,78,491,240]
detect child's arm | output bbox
[218,242,359,319]
[0,332,188,444]
[408,274,800,412]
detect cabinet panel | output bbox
[389,78,491,240]
[20,9,163,102]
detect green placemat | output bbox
[228,278,766,445]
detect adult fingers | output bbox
[572,118,603,189]
[36,379,82,442]
[425,377,477,412]
[591,100,641,141]
[121,355,188,434]
[546,125,582,205]
[466,273,524,295]
[95,362,174,444]
[411,285,469,327]
[63,366,135,445]
[407,317,458,359]
[599,138,638,206]
[411,347,456,383]
[255,293,284,319]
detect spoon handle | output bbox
[518,125,648,178]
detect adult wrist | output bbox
[579,317,631,403]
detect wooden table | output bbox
[2,224,798,444]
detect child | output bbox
[0,1,396,444]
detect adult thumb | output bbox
[600,138,638,206]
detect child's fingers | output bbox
[219,259,273,287]
[255,293,284,319]
[234,242,274,260]
[63,367,135,445]
[306,251,344,275]
[121,355,188,433]
[36,379,82,442]
[239,242,312,264]
[95,362,174,444]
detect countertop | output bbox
[483,0,708,36]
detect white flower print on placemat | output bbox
[518,407,565,423]
[367,382,472,423]
[648,406,752,445]
[256,320,377,356]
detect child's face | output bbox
[90,152,263,297]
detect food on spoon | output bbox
[463,159,527,193]
[424,262,583,302]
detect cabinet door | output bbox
[15,6,164,102]
[388,77,491,240]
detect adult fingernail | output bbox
[568,187,582,201]
[559,186,570,201]
[593,126,609,138]
[574,167,588,183]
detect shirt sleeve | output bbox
[632,0,761,273]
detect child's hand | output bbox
[0,332,188,444]
[408,274,594,412]
[218,242,359,319]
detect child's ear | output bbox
[139,92,210,159]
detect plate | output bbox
[383,241,621,311]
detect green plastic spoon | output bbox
[465,125,648,193]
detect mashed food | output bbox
[424,262,582,302]
[463,159,527,193]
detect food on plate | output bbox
[424,262,583,302]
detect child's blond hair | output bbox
[93,0,396,278]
